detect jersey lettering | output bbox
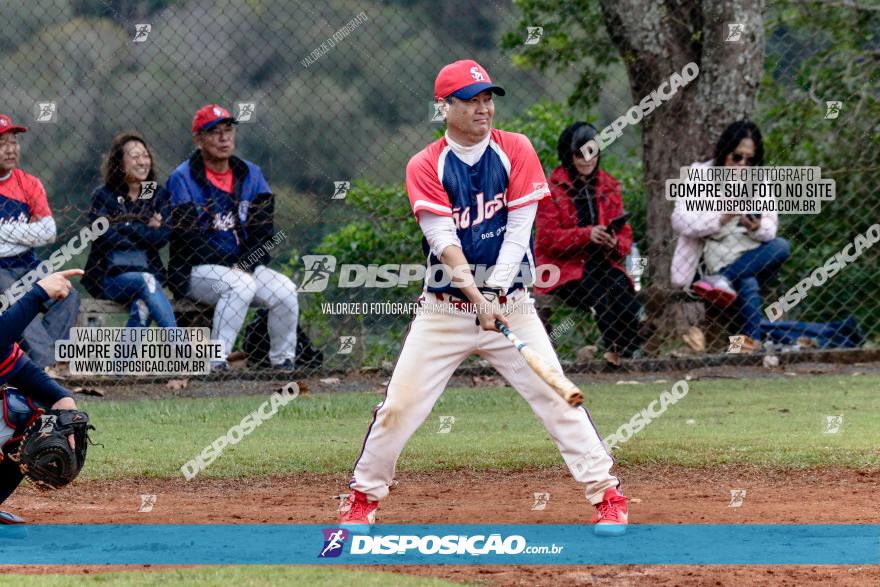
[451,192,504,230]
[0,212,29,226]
[212,211,236,231]
[406,129,550,295]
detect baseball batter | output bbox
[340,60,628,535]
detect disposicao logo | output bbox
[349,533,527,555]
[319,528,349,558]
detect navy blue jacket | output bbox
[82,184,171,299]
[0,284,72,406]
[166,151,275,299]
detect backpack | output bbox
[757,316,864,349]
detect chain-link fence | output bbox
[0,0,877,380]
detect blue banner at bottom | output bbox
[0,524,877,565]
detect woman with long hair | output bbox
[671,120,790,347]
[535,122,642,361]
[82,132,176,327]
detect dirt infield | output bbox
[5,465,879,585]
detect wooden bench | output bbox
[77,298,214,328]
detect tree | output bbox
[506,0,766,349]
[759,1,880,336]
[508,0,880,349]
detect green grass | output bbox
[0,567,466,586]
[77,374,880,480]
[3,376,876,586]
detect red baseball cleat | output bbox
[592,487,628,536]
[339,490,378,527]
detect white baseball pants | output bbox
[350,290,619,505]
[188,264,299,365]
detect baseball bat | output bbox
[496,320,583,407]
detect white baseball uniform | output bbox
[349,128,621,505]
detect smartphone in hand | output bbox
[607,213,631,235]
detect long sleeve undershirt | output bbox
[0,217,57,254]
[418,132,539,293]
[419,203,537,294]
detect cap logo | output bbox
[0,119,6,126]
[470,67,485,82]
[212,106,223,117]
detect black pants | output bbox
[555,263,643,356]
[0,450,24,506]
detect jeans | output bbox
[103,272,177,328]
[554,262,643,356]
[718,237,791,338]
[187,265,299,365]
[0,266,80,368]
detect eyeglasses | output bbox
[730,152,756,165]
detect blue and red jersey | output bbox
[0,285,72,415]
[405,128,549,297]
[0,168,52,269]
[166,152,275,298]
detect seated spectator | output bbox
[671,120,791,347]
[82,132,176,327]
[167,105,299,372]
[0,113,79,370]
[535,122,642,361]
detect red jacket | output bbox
[534,166,633,295]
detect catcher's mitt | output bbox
[14,410,95,491]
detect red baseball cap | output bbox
[0,114,28,135]
[434,60,506,101]
[191,104,237,134]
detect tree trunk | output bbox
[598,0,765,352]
